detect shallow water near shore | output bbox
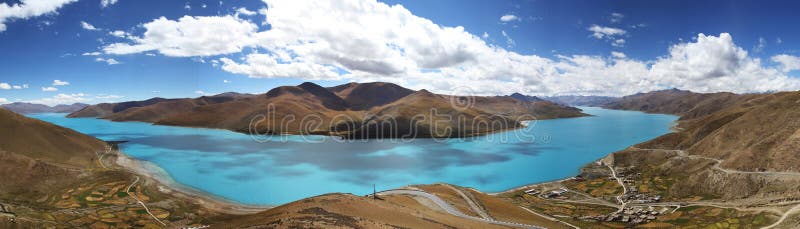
[29,107,676,205]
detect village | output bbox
[524,163,671,225]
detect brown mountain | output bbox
[68,82,587,138]
[329,82,415,110]
[542,95,618,106]
[1,102,89,114]
[590,90,800,203]
[68,97,178,117]
[347,90,519,138]
[600,88,746,120]
[0,107,106,204]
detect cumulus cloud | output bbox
[772,54,800,72]
[648,33,798,93]
[109,30,128,38]
[612,39,625,47]
[611,51,626,59]
[106,0,800,96]
[1,83,28,90]
[0,0,77,33]
[52,79,69,86]
[499,14,519,22]
[0,97,8,104]
[41,86,58,91]
[101,0,118,8]
[95,57,120,65]
[236,7,256,16]
[104,15,258,57]
[588,24,626,39]
[80,21,98,30]
[223,79,231,83]
[82,51,101,56]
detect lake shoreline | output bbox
[112,150,274,214]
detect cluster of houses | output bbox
[615,167,663,204]
[524,187,569,199]
[581,206,671,225]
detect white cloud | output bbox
[95,57,120,65]
[41,86,58,92]
[499,14,519,22]
[482,32,489,39]
[82,51,101,56]
[223,79,231,83]
[588,24,626,39]
[80,21,98,30]
[611,51,626,59]
[0,0,77,33]
[104,15,258,57]
[184,3,191,10]
[612,39,625,47]
[754,37,766,53]
[194,90,209,95]
[52,79,69,86]
[501,30,514,47]
[109,30,128,38]
[772,54,800,72]
[776,37,783,44]
[107,0,800,96]
[610,12,624,23]
[202,4,207,8]
[0,97,8,104]
[2,83,27,90]
[28,93,89,106]
[237,7,256,16]
[647,33,799,93]
[101,0,118,8]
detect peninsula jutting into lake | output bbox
[2,0,800,228]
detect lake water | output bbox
[29,107,676,205]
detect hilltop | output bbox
[69,82,588,138]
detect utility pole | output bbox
[373,184,376,200]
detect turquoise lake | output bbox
[29,107,676,205]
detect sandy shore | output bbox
[112,151,272,215]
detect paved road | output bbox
[377,189,545,229]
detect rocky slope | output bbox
[0,108,106,204]
[597,90,800,201]
[600,88,749,120]
[69,82,588,138]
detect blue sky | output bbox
[1,0,799,105]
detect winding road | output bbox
[376,189,545,229]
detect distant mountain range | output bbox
[541,95,618,107]
[1,102,89,114]
[68,82,587,138]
